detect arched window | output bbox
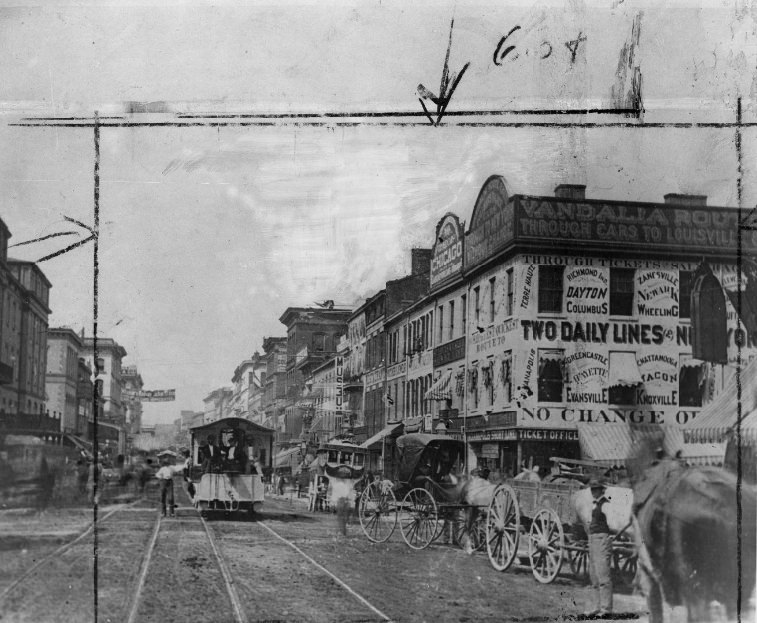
[691,267,727,364]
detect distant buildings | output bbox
[46,328,86,436]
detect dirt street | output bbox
[0,487,651,623]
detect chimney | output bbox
[554,184,586,200]
[663,194,707,207]
[411,248,432,276]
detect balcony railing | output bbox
[0,411,61,433]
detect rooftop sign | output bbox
[463,176,756,272]
[430,213,464,288]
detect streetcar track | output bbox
[123,506,246,623]
[258,520,393,622]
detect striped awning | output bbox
[425,370,453,401]
[608,352,642,388]
[684,356,757,444]
[273,446,301,468]
[578,424,725,468]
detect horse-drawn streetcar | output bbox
[189,417,274,518]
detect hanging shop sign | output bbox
[123,389,175,402]
[334,356,344,415]
[430,213,464,288]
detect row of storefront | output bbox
[342,179,753,476]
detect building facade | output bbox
[262,337,287,431]
[45,328,83,435]
[82,336,128,454]
[279,306,351,443]
[121,364,144,436]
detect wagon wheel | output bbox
[567,541,589,583]
[358,481,397,543]
[486,484,521,571]
[400,488,438,550]
[528,508,564,583]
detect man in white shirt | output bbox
[155,458,178,517]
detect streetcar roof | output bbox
[189,416,274,434]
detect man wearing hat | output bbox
[587,477,613,617]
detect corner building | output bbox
[437,177,754,474]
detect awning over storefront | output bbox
[64,433,93,455]
[684,356,757,444]
[273,446,301,468]
[425,370,453,401]
[578,424,725,468]
[360,421,404,449]
[608,352,642,388]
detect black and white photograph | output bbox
[0,1,755,621]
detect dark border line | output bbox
[92,111,101,623]
[9,120,757,128]
[174,107,640,118]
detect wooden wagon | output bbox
[485,457,637,584]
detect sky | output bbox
[0,0,755,424]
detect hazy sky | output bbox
[1,0,755,424]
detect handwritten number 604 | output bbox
[493,27,586,66]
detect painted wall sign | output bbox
[365,368,386,386]
[465,176,515,268]
[521,319,666,345]
[636,269,679,318]
[565,266,609,315]
[433,336,466,367]
[430,213,464,288]
[516,198,757,253]
[470,319,518,354]
[386,360,406,380]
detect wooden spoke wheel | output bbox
[358,480,397,543]
[612,535,638,584]
[400,488,438,550]
[486,484,521,572]
[528,508,564,584]
[567,542,589,583]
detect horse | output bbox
[630,456,756,623]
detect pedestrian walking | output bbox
[181,449,195,500]
[586,477,613,617]
[155,459,177,517]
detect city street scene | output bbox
[0,2,756,622]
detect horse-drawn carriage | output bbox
[189,417,274,518]
[485,457,637,584]
[357,433,479,550]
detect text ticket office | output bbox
[465,428,579,474]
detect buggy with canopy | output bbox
[357,433,474,549]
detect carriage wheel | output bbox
[358,481,397,543]
[612,535,638,584]
[528,508,564,583]
[486,484,521,572]
[400,488,438,550]
[567,542,589,583]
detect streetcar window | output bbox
[341,452,352,464]
[328,449,339,463]
[353,453,364,468]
